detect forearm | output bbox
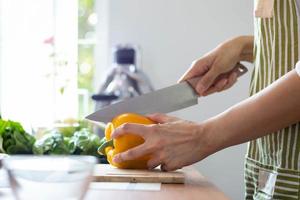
[204,69,300,152]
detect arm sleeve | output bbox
[296,61,300,77]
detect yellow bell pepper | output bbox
[98,113,155,169]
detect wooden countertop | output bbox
[0,166,230,200]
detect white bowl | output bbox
[2,155,97,200]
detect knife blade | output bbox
[86,63,248,123]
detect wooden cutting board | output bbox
[93,164,185,184]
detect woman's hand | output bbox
[111,113,215,171]
[179,36,254,96]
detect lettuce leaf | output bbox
[0,119,35,154]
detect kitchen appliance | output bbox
[92,45,154,112]
[86,63,248,123]
[91,45,154,135]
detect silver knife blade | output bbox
[86,81,198,123]
[86,63,248,123]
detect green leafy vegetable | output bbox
[33,128,104,157]
[55,119,96,137]
[68,128,102,157]
[33,130,71,155]
[0,117,106,160]
[0,119,35,154]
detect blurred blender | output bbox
[92,44,154,136]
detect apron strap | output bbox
[255,0,275,18]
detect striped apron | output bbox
[245,0,300,199]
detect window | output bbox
[0,0,105,128]
[78,0,97,119]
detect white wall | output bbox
[102,0,253,199]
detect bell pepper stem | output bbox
[98,139,114,155]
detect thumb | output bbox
[178,59,210,83]
[196,67,220,95]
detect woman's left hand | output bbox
[111,113,213,171]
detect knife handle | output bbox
[186,63,248,90]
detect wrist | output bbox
[199,115,229,156]
[219,35,254,63]
[200,107,242,155]
[235,35,254,62]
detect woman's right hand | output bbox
[178,36,253,96]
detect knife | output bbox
[86,63,248,123]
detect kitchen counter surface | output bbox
[0,166,230,200]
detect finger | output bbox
[177,58,211,83]
[196,66,220,95]
[161,164,178,172]
[111,123,150,139]
[223,72,238,90]
[147,113,179,124]
[113,144,149,163]
[147,156,162,169]
[161,163,174,172]
[223,79,237,91]
[202,78,228,96]
[216,78,229,92]
[161,163,168,172]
